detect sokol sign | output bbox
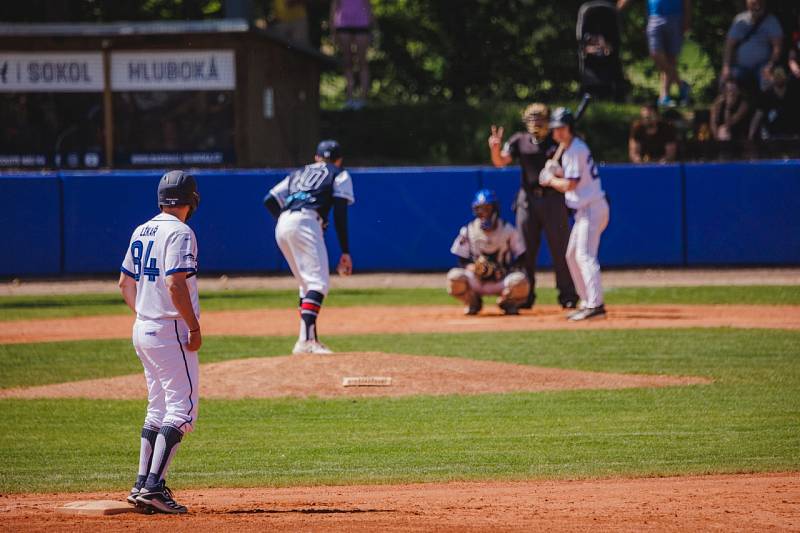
[0,53,104,92]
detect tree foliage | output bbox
[2,0,798,104]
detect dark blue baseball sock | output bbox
[144,425,183,489]
[299,290,324,341]
[135,426,159,489]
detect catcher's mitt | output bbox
[473,255,503,281]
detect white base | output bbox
[342,376,393,387]
[57,500,138,516]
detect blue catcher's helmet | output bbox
[471,189,500,230]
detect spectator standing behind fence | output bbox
[711,80,751,141]
[789,15,800,86]
[617,0,691,106]
[330,0,373,110]
[628,103,678,162]
[749,67,800,140]
[722,0,783,94]
[272,0,310,45]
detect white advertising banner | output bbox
[111,50,236,91]
[0,53,104,92]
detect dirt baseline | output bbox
[0,352,710,400]
[2,474,798,532]
[2,304,799,344]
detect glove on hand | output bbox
[473,256,501,281]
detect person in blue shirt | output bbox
[618,0,691,106]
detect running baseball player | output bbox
[538,107,610,321]
[447,189,530,315]
[118,170,201,514]
[264,139,354,354]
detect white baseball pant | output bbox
[275,209,330,297]
[132,318,199,434]
[566,196,610,309]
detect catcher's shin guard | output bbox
[446,268,476,305]
[498,271,530,307]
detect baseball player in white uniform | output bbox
[119,170,201,514]
[539,107,610,321]
[264,140,355,354]
[447,189,530,315]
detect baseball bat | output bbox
[550,93,592,162]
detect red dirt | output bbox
[1,304,799,344]
[2,474,798,532]
[0,352,710,400]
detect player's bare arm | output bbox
[628,138,643,163]
[664,141,677,162]
[118,272,137,312]
[166,272,202,351]
[488,125,512,167]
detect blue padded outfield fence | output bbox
[1,161,798,277]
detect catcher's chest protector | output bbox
[464,219,517,268]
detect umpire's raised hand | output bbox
[488,125,505,149]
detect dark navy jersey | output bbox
[502,132,559,192]
[268,162,355,222]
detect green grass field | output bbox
[1,285,799,321]
[0,286,798,494]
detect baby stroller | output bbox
[577,0,628,100]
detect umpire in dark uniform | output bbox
[488,103,578,309]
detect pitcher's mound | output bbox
[0,352,710,400]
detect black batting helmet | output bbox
[157,170,200,220]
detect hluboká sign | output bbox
[111,50,236,91]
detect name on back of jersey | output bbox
[139,225,159,237]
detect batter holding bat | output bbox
[488,103,578,310]
[538,106,610,321]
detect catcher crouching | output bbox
[447,189,530,315]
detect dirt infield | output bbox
[0,352,710,400]
[1,304,798,344]
[2,473,798,531]
[3,267,799,295]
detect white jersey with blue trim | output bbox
[561,137,605,210]
[269,162,355,223]
[450,218,526,269]
[121,212,200,321]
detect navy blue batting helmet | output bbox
[158,170,200,219]
[549,107,575,129]
[316,139,342,161]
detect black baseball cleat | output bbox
[498,301,520,315]
[562,300,578,310]
[135,481,188,514]
[127,486,141,506]
[465,294,483,315]
[519,292,535,310]
[568,305,607,321]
